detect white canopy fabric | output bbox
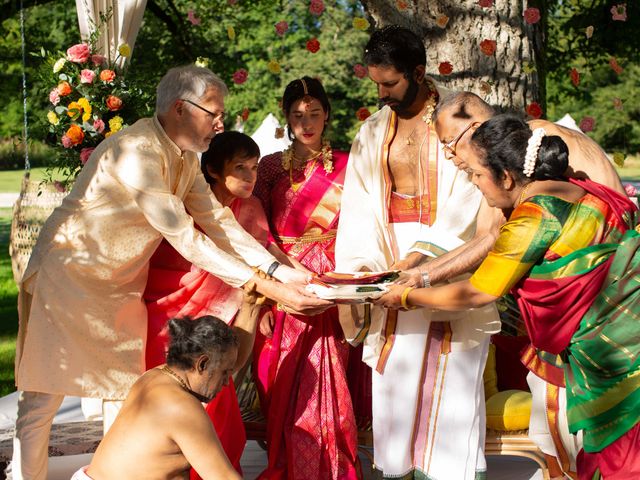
[251,113,291,159]
[75,0,147,68]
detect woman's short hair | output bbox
[363,25,425,77]
[282,76,331,140]
[201,131,260,185]
[166,316,238,370]
[156,65,229,115]
[471,114,569,183]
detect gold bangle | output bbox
[400,287,414,310]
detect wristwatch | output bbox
[421,271,431,288]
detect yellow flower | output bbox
[353,17,370,30]
[523,61,536,74]
[105,131,114,138]
[267,59,281,74]
[109,116,124,133]
[67,101,81,119]
[118,43,131,57]
[53,58,66,73]
[195,57,210,68]
[227,26,236,40]
[47,111,59,125]
[77,97,92,122]
[613,152,625,167]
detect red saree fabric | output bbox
[254,151,362,480]
[143,196,271,476]
[577,421,640,480]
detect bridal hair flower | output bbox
[523,128,545,177]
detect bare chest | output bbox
[388,120,430,195]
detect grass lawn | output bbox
[0,167,62,192]
[0,208,18,396]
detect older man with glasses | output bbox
[11,64,330,480]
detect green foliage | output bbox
[0,207,18,396]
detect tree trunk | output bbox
[360,0,546,114]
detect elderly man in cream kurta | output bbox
[12,65,328,480]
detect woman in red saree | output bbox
[253,77,361,480]
[376,115,640,480]
[144,131,277,478]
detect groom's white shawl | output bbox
[335,105,500,369]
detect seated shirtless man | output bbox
[74,310,257,480]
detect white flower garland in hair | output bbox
[523,128,546,177]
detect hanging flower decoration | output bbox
[609,57,624,75]
[353,64,367,79]
[526,102,543,119]
[309,0,325,16]
[356,107,371,121]
[187,9,201,26]
[478,0,493,8]
[611,4,627,22]
[624,183,637,198]
[523,61,536,74]
[41,39,149,186]
[579,116,595,132]
[275,21,289,36]
[585,26,594,38]
[613,152,625,167]
[232,68,249,84]
[275,127,285,139]
[241,108,250,122]
[228,0,238,5]
[353,17,370,30]
[195,57,210,68]
[523,7,541,24]
[396,0,410,10]
[227,26,236,41]
[306,38,321,53]
[570,68,580,87]
[436,15,449,29]
[438,61,453,76]
[613,98,624,111]
[480,39,497,56]
[267,59,281,74]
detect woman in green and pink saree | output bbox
[376,114,640,480]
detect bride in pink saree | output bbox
[253,77,361,480]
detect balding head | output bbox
[434,92,496,171]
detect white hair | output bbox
[155,65,229,115]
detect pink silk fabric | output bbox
[143,196,271,476]
[254,151,362,480]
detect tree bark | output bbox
[360,0,546,113]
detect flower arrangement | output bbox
[38,37,152,188]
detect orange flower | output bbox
[436,15,449,29]
[526,102,543,119]
[106,95,123,111]
[609,57,624,75]
[480,39,497,56]
[66,124,85,145]
[570,68,580,87]
[356,107,371,121]
[438,61,453,76]
[99,69,116,82]
[57,81,72,96]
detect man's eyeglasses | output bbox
[442,121,478,157]
[182,99,226,123]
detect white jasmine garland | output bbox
[523,128,546,177]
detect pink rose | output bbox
[61,135,73,148]
[353,64,368,79]
[80,69,96,84]
[232,69,248,85]
[579,116,595,132]
[524,7,541,24]
[275,21,289,36]
[611,4,627,22]
[624,183,638,197]
[93,118,105,133]
[49,88,60,105]
[91,54,106,66]
[309,0,325,16]
[66,43,91,63]
[79,147,95,165]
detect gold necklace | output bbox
[403,88,439,145]
[159,365,209,403]
[518,182,535,206]
[282,139,333,192]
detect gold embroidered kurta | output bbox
[15,117,275,399]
